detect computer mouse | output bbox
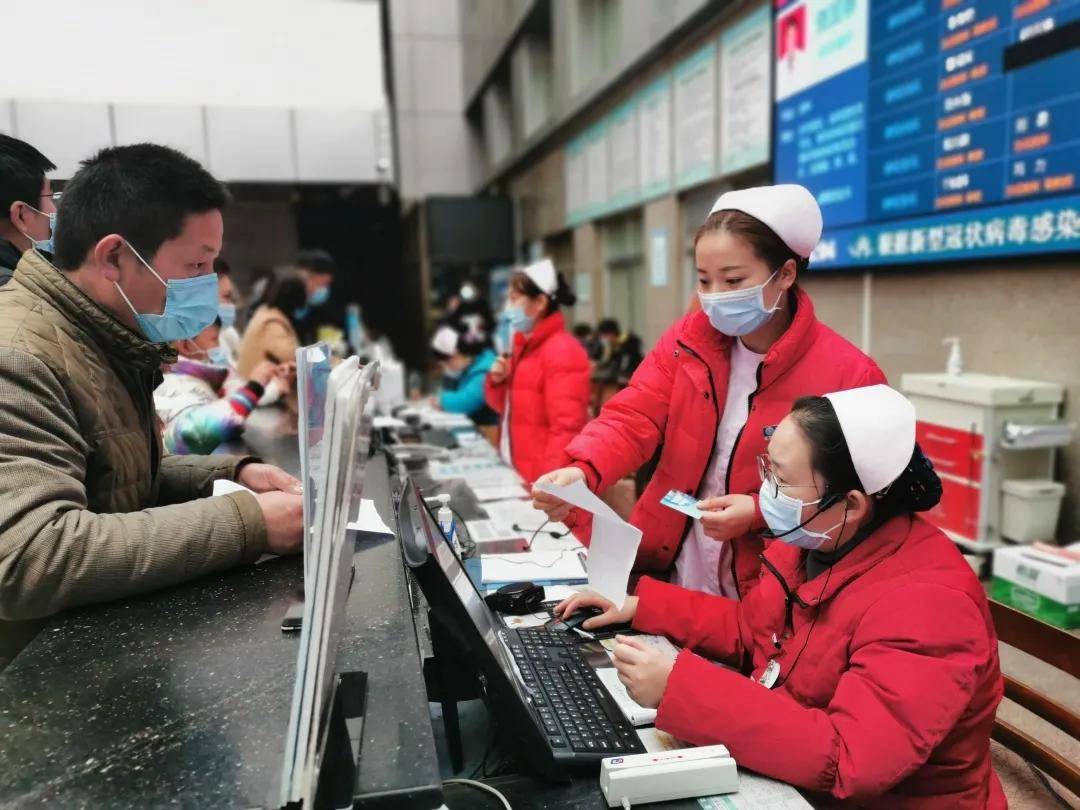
[549,606,605,633]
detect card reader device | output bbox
[600,745,739,807]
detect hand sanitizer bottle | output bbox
[943,337,963,376]
[435,494,459,554]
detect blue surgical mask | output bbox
[309,285,331,307]
[114,242,220,343]
[758,480,844,551]
[20,206,56,254]
[218,302,237,329]
[207,345,231,367]
[496,306,534,353]
[698,271,783,336]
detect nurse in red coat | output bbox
[485,259,591,484]
[557,386,1005,808]
[533,185,885,598]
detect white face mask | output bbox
[758,480,846,550]
[698,270,783,336]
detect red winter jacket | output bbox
[563,288,885,595]
[634,515,1005,808]
[485,311,591,484]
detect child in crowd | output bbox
[155,319,285,454]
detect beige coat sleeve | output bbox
[0,350,268,621]
[154,453,257,506]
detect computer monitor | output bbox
[397,477,567,782]
[281,359,379,806]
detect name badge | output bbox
[758,659,781,689]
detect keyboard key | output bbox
[549,736,567,748]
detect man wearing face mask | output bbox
[0,144,304,667]
[155,318,283,455]
[0,135,58,288]
[533,185,885,598]
[292,248,340,345]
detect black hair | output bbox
[695,209,809,276]
[295,248,336,278]
[446,301,494,357]
[597,318,621,336]
[789,396,942,525]
[213,256,231,276]
[257,268,308,325]
[572,323,593,339]
[0,135,56,220]
[53,143,228,271]
[509,269,577,317]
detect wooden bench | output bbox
[989,599,1080,798]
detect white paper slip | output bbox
[372,415,407,429]
[213,479,256,497]
[635,633,681,659]
[472,484,528,502]
[698,772,813,809]
[500,612,551,629]
[535,479,642,606]
[661,489,704,519]
[637,727,691,753]
[346,499,394,536]
[596,667,657,726]
[480,550,587,585]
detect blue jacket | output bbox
[439,349,497,425]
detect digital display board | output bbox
[774,0,1080,268]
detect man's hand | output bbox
[612,634,677,709]
[531,467,586,523]
[697,494,756,542]
[238,463,303,495]
[488,356,509,385]
[255,491,304,555]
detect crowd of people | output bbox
[2,131,1005,806]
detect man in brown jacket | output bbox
[0,144,303,667]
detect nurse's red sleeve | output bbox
[632,576,745,666]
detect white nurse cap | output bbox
[708,184,823,258]
[823,385,916,495]
[521,258,558,296]
[430,325,459,356]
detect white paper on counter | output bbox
[481,550,587,585]
[472,484,529,502]
[213,479,256,497]
[535,479,642,606]
[698,772,813,809]
[346,498,394,536]
[372,415,407,429]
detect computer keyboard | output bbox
[502,627,646,759]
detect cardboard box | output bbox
[992,542,1080,629]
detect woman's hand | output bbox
[554,591,638,631]
[612,634,676,709]
[488,356,509,385]
[697,494,756,542]
[531,467,585,523]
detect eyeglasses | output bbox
[41,191,62,203]
[757,453,821,498]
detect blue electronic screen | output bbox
[774,0,1080,268]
